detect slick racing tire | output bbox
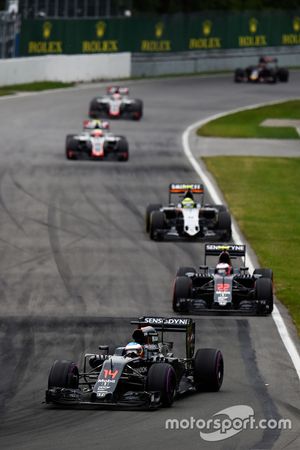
[147,363,177,407]
[173,276,192,312]
[217,211,232,241]
[234,68,244,82]
[145,204,162,232]
[89,98,105,118]
[48,360,79,389]
[149,210,165,240]
[131,99,143,120]
[277,68,289,82]
[255,277,273,314]
[253,268,273,281]
[65,135,77,160]
[117,138,129,161]
[176,266,196,277]
[193,349,224,392]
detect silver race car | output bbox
[65,119,129,161]
[89,86,143,121]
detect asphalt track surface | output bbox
[0,75,299,450]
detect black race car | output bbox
[65,119,129,161]
[45,317,224,409]
[89,86,143,120]
[234,57,289,83]
[173,244,273,315]
[146,183,231,241]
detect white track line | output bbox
[182,105,300,380]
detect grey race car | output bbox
[45,316,224,409]
[173,244,274,315]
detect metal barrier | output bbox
[0,12,19,58]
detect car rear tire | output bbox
[173,276,192,312]
[145,204,162,232]
[255,277,273,314]
[147,363,177,407]
[48,360,79,389]
[277,68,289,82]
[176,266,196,277]
[234,68,244,82]
[193,349,224,392]
[149,211,165,240]
[217,211,232,241]
[132,100,143,120]
[117,138,129,161]
[253,268,273,281]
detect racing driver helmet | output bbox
[181,197,195,209]
[215,263,231,276]
[124,342,144,358]
[91,129,104,138]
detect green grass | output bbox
[0,81,75,96]
[198,100,300,139]
[204,156,300,333]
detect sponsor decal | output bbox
[281,16,300,45]
[143,317,189,326]
[140,21,171,52]
[82,20,119,52]
[96,21,106,38]
[28,21,63,54]
[189,20,221,50]
[238,18,267,47]
[43,21,52,39]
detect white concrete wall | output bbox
[0,53,131,85]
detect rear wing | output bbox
[205,244,246,264]
[106,86,129,95]
[83,119,110,131]
[131,317,195,359]
[168,183,204,203]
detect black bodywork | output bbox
[146,183,231,241]
[173,244,274,315]
[89,86,143,121]
[234,57,289,83]
[45,317,224,409]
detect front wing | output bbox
[175,297,270,315]
[45,387,161,410]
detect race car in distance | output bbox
[45,316,224,409]
[146,183,231,241]
[173,244,274,315]
[65,119,129,161]
[234,56,289,83]
[89,86,143,120]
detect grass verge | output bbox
[0,81,75,96]
[198,100,300,139]
[204,156,300,333]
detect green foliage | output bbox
[0,81,74,96]
[204,156,300,332]
[198,101,300,139]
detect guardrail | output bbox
[0,53,131,85]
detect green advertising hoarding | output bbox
[19,11,300,56]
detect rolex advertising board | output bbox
[19,11,300,56]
